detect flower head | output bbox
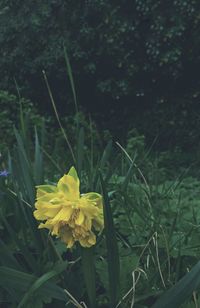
[33,167,104,248]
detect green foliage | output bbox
[0,129,71,307]
[0,265,68,308]
[152,261,200,308]
[1,67,200,307]
[1,1,200,147]
[126,129,146,159]
[0,91,44,153]
[1,111,200,307]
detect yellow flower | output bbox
[33,166,104,248]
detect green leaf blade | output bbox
[100,173,120,307]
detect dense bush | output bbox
[0,91,44,152]
[1,0,200,147]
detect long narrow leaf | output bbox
[17,262,68,308]
[81,247,96,308]
[100,173,120,307]
[63,45,78,114]
[152,261,200,308]
[34,127,44,185]
[0,266,69,304]
[14,128,35,204]
[93,141,113,191]
[77,127,84,175]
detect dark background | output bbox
[1,0,200,149]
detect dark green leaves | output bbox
[152,261,200,308]
[0,265,69,307]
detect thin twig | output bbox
[115,141,150,192]
[42,148,62,172]
[115,268,146,308]
[42,70,76,163]
[64,289,87,308]
[8,188,32,208]
[115,142,154,224]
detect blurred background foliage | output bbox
[2,2,200,306]
[1,0,200,149]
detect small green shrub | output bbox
[0,90,44,152]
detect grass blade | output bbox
[34,127,44,185]
[63,45,78,114]
[0,266,69,304]
[14,128,35,204]
[42,70,76,163]
[81,247,96,308]
[76,127,85,175]
[17,262,68,308]
[152,261,200,308]
[100,173,120,307]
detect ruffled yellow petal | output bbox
[57,167,80,201]
[83,217,92,230]
[34,201,62,220]
[38,221,53,231]
[59,226,75,248]
[36,185,57,199]
[87,232,96,245]
[35,201,62,210]
[79,232,96,247]
[68,166,79,183]
[75,210,85,225]
[51,222,60,235]
[92,215,104,231]
[66,238,75,248]
[34,209,47,220]
[51,207,73,223]
[39,220,61,236]
[81,192,103,207]
[80,202,101,220]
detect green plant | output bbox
[0,90,45,153]
[2,51,200,307]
